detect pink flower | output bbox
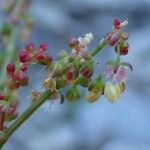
[115,66,129,81]
[104,66,114,78]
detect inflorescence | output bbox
[0,19,132,130]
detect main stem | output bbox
[0,39,106,149]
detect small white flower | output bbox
[121,19,128,28]
[78,32,93,46]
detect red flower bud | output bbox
[6,63,16,76]
[34,52,53,65]
[80,68,92,78]
[34,52,45,61]
[80,60,94,78]
[113,19,121,30]
[105,32,119,46]
[19,51,31,63]
[66,68,77,81]
[120,45,129,55]
[25,43,34,52]
[39,43,47,51]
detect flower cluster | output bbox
[103,62,132,102]
[105,19,129,55]
[0,19,132,132]
[0,43,53,128]
[42,19,131,104]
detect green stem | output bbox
[0,38,107,149]
[0,90,52,148]
[90,39,106,56]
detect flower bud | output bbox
[80,68,93,78]
[66,85,80,102]
[66,68,78,81]
[19,51,31,63]
[113,19,121,30]
[39,43,47,51]
[6,63,16,77]
[34,52,53,65]
[105,32,119,46]
[120,45,129,55]
[115,39,129,55]
[104,81,121,102]
[25,43,34,53]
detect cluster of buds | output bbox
[0,43,53,129]
[105,19,129,55]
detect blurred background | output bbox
[0,0,150,150]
